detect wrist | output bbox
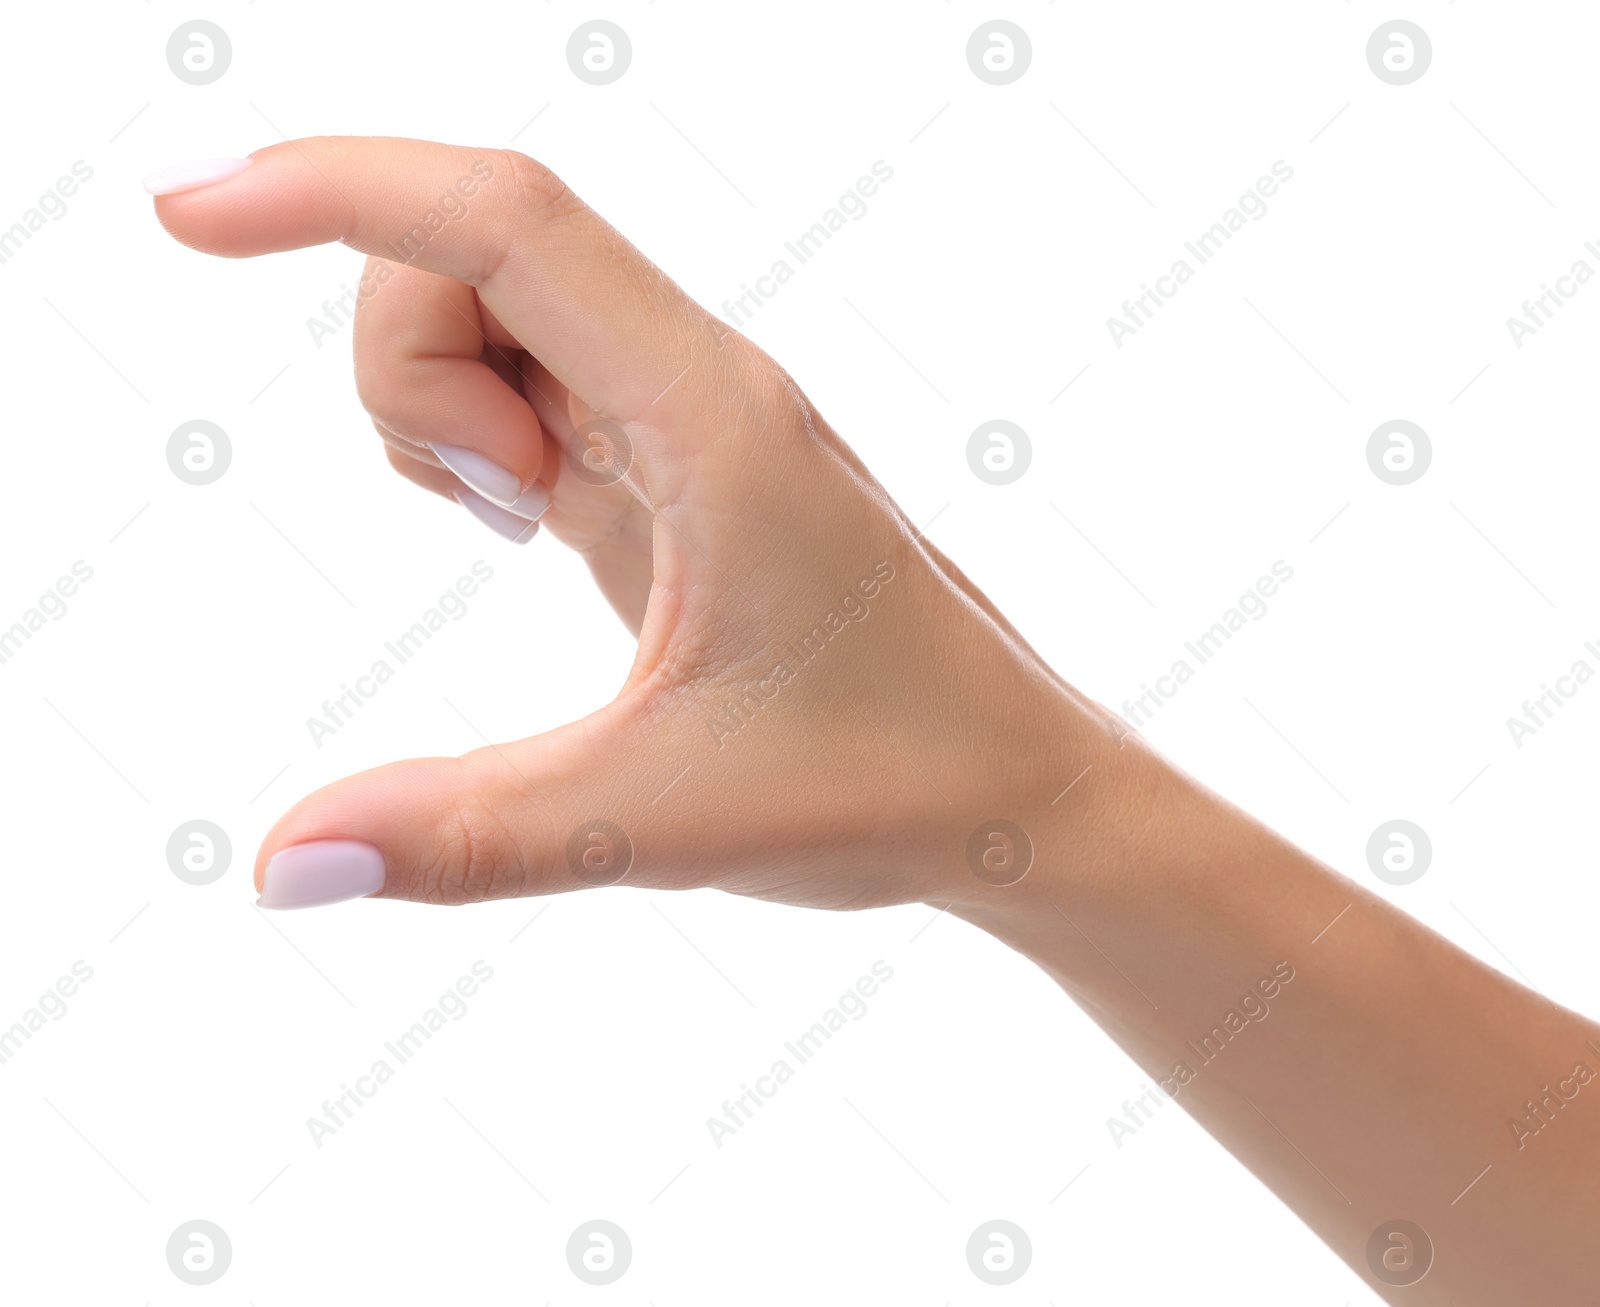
[933,696,1353,1053]
[927,686,1186,923]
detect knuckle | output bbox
[381,439,430,484]
[353,353,408,427]
[472,151,579,287]
[729,341,818,440]
[420,776,525,905]
[353,367,389,422]
[498,150,576,224]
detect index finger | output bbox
[147,136,731,441]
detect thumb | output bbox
[253,711,663,909]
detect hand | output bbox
[149,137,1114,914]
[151,138,1600,1302]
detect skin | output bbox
[153,137,1600,1301]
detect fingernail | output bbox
[142,157,253,196]
[432,444,550,519]
[258,839,385,910]
[454,487,540,544]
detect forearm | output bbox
[945,707,1600,1304]
[166,130,1595,1299]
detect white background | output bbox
[1,1,1595,1301]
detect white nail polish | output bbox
[454,488,540,544]
[142,157,253,196]
[434,444,550,520]
[433,444,518,503]
[502,480,551,521]
[258,839,385,910]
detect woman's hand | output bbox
[151,136,1600,1301]
[150,136,1117,916]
